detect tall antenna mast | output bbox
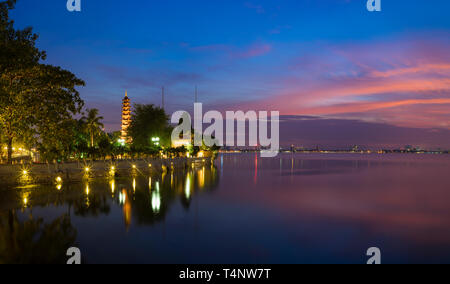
[162,86,165,110]
[195,86,198,103]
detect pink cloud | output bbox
[300,98,450,115]
[225,35,450,129]
[370,63,450,78]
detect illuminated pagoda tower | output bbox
[121,91,132,142]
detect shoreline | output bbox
[220,150,449,155]
[0,157,213,188]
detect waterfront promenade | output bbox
[0,157,212,187]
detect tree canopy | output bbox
[0,0,85,162]
[128,104,172,151]
[0,1,216,163]
[0,0,45,73]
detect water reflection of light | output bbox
[220,155,224,177]
[254,153,258,184]
[119,191,126,204]
[291,157,294,179]
[110,179,115,195]
[148,177,152,190]
[152,191,161,213]
[56,184,62,191]
[22,193,29,208]
[133,178,136,192]
[198,167,205,188]
[162,171,166,183]
[85,184,90,207]
[280,158,283,174]
[185,173,192,199]
[121,190,132,228]
[152,181,161,213]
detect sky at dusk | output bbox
[9,0,450,148]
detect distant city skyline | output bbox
[10,0,450,148]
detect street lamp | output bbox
[151,137,160,146]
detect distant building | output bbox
[121,91,132,142]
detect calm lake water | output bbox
[1,153,450,264]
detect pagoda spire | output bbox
[121,90,132,142]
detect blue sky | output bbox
[9,0,450,147]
